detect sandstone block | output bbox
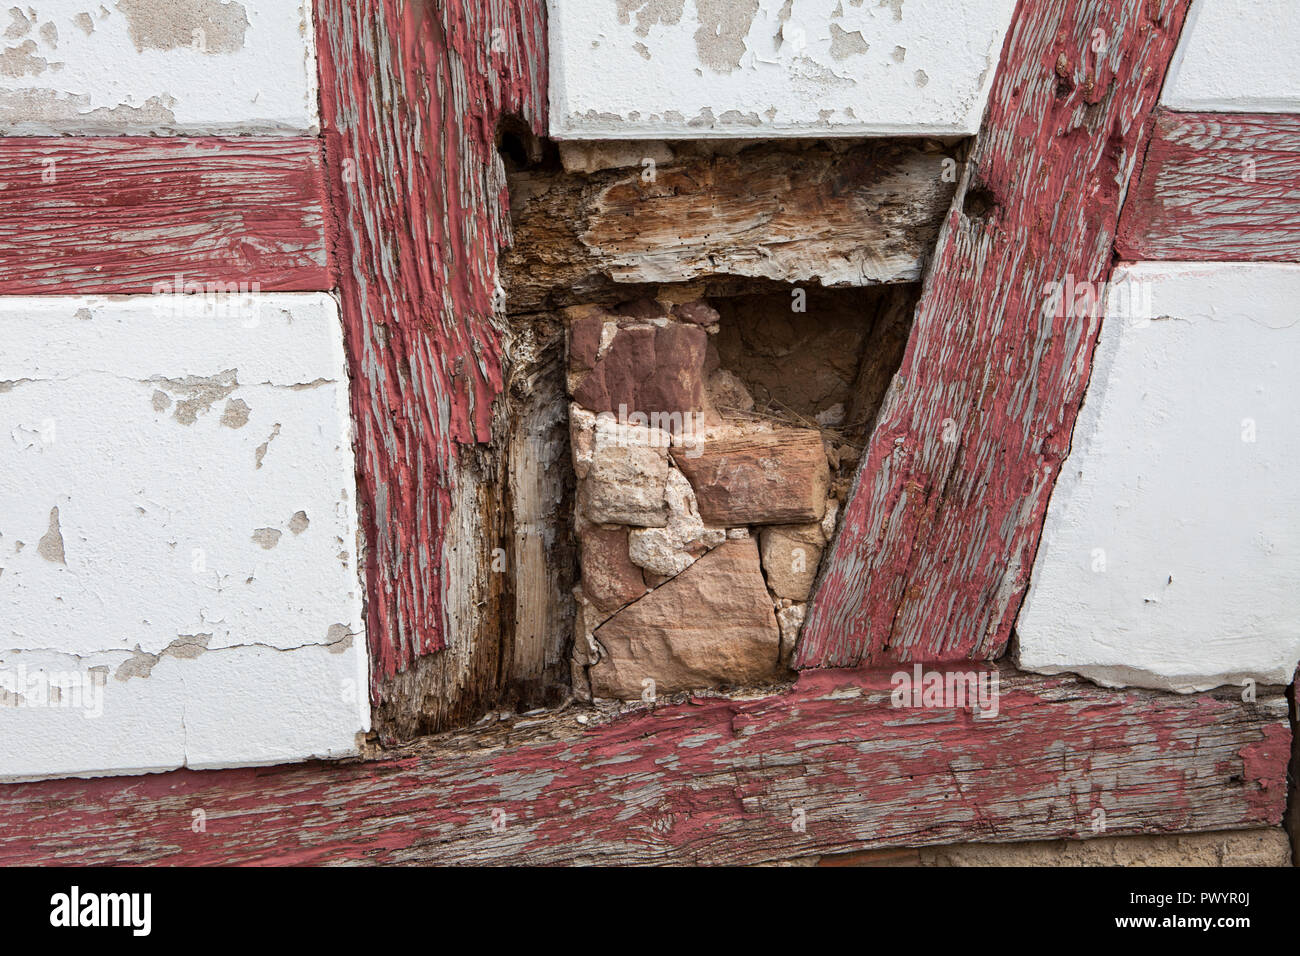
[628,469,726,577]
[568,313,605,373]
[571,322,708,417]
[671,300,720,326]
[570,404,596,480]
[760,523,826,601]
[776,603,806,665]
[675,428,829,525]
[579,435,669,526]
[580,525,648,612]
[589,538,781,699]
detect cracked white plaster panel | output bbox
[0,0,318,134]
[1161,0,1300,113]
[0,293,368,782]
[548,0,1015,138]
[1017,263,1300,693]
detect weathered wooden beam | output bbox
[503,139,959,312]
[797,0,1192,668]
[0,137,329,294]
[0,667,1284,865]
[1116,109,1300,262]
[314,0,548,710]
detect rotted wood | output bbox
[503,139,960,313]
[798,0,1193,669]
[0,666,1285,865]
[0,137,329,294]
[314,0,548,723]
[1116,109,1300,262]
[503,312,577,708]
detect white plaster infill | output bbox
[1017,262,1300,693]
[0,0,319,134]
[0,292,369,782]
[548,0,1016,138]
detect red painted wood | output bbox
[1116,109,1300,262]
[315,0,548,694]
[0,667,1284,865]
[798,0,1192,669]
[0,137,329,294]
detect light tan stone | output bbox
[760,523,825,601]
[776,603,806,665]
[569,404,596,480]
[589,538,781,699]
[628,469,726,577]
[578,423,670,527]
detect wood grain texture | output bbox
[0,667,1285,865]
[505,317,577,705]
[0,137,329,294]
[1116,110,1300,261]
[315,0,547,701]
[504,140,958,313]
[797,0,1192,669]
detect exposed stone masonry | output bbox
[567,293,853,700]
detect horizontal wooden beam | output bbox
[1116,109,1300,262]
[0,137,330,294]
[0,667,1285,865]
[504,140,959,312]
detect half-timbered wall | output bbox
[0,0,1297,869]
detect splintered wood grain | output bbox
[1116,110,1300,261]
[0,668,1284,866]
[315,0,547,697]
[798,0,1192,669]
[503,140,958,312]
[0,137,329,294]
[505,327,577,706]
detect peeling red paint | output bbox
[799,0,1193,669]
[0,668,1283,866]
[314,0,547,692]
[1238,722,1292,817]
[1117,109,1300,262]
[0,137,329,294]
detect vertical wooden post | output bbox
[314,0,548,725]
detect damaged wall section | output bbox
[485,132,953,707]
[564,286,914,700]
[493,133,947,705]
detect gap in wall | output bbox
[486,130,935,714]
[562,282,918,702]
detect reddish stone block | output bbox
[572,322,708,416]
[676,428,829,525]
[580,525,648,612]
